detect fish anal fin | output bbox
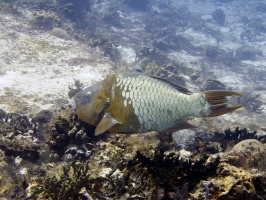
[95,113,120,136]
[162,121,196,133]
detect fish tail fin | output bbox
[201,90,244,117]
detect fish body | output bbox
[74,73,243,136]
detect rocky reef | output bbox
[0,107,266,199]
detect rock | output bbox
[123,131,160,157]
[235,45,261,61]
[36,109,53,123]
[172,129,196,150]
[0,109,6,121]
[212,9,225,26]
[228,139,266,170]
[201,79,226,91]
[33,10,61,29]
[50,27,70,39]
[190,163,258,199]
[205,46,220,58]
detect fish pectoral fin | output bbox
[95,113,120,136]
[162,121,196,133]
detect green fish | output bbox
[74,73,244,136]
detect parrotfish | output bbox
[73,73,244,136]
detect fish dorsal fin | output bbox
[151,76,192,95]
[95,113,120,136]
[162,121,196,133]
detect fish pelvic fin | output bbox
[202,90,244,117]
[95,113,120,136]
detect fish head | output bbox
[73,82,110,126]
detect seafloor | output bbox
[0,0,266,199]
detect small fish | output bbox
[74,73,244,136]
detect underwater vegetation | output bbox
[27,161,92,199]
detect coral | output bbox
[123,131,161,158]
[189,163,258,199]
[0,112,40,161]
[124,149,219,199]
[50,27,70,39]
[64,144,92,161]
[212,9,225,26]
[47,108,95,158]
[6,184,25,199]
[36,109,53,123]
[88,139,125,178]
[1,107,264,199]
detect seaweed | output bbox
[28,161,91,199]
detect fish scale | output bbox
[116,73,200,132]
[74,72,244,136]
